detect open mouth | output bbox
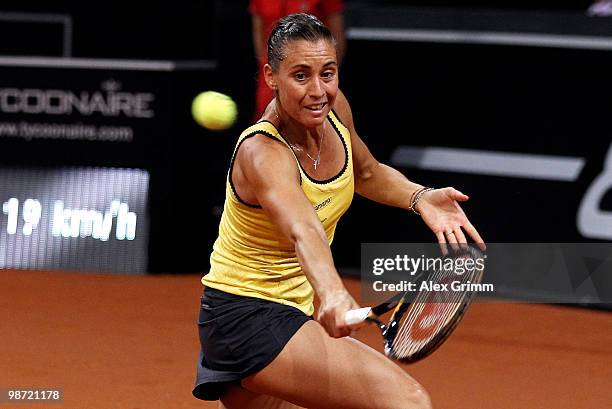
[305,102,327,111]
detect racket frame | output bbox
[348,246,485,363]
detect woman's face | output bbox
[269,38,338,129]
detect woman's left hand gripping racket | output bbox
[345,246,485,363]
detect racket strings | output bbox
[389,251,482,359]
[392,266,466,357]
[395,293,465,357]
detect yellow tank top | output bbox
[201,110,354,315]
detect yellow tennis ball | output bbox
[191,91,237,131]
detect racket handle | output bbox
[344,307,372,326]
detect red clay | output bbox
[1,269,610,409]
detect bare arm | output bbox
[333,90,422,207]
[235,135,357,336]
[333,90,486,249]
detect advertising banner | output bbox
[0,166,149,273]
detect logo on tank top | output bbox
[314,196,332,212]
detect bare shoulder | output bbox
[331,89,355,130]
[236,133,300,184]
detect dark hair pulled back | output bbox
[267,13,335,71]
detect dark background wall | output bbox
[0,1,611,274]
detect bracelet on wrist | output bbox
[408,187,434,216]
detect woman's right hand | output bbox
[316,288,360,338]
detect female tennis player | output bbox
[193,13,485,409]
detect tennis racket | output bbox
[345,246,485,363]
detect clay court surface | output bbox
[1,269,610,409]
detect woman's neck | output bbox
[273,102,325,148]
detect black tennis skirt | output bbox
[192,287,312,401]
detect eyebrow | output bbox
[290,61,338,70]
